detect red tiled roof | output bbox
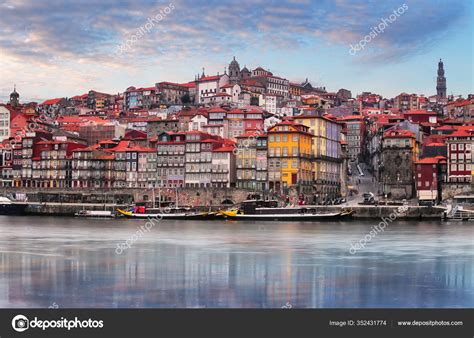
[201,138,222,143]
[179,82,196,88]
[403,109,436,115]
[42,98,64,105]
[384,129,415,138]
[208,107,227,113]
[433,125,456,131]
[213,146,235,152]
[415,156,446,164]
[337,115,364,121]
[425,142,446,146]
[198,75,221,82]
[447,129,473,138]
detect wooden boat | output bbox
[219,200,353,221]
[116,208,220,220]
[75,210,114,218]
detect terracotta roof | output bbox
[447,129,473,138]
[198,75,222,82]
[337,115,364,121]
[42,98,64,105]
[384,129,415,138]
[208,107,227,113]
[415,156,446,164]
[213,146,235,152]
[403,109,436,115]
[425,142,446,146]
[179,82,196,88]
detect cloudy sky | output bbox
[0,0,472,102]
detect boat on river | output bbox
[116,207,219,220]
[0,196,28,215]
[219,199,352,221]
[75,210,115,218]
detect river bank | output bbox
[14,201,447,219]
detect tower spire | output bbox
[436,58,446,99]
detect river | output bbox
[0,216,472,308]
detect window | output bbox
[450,144,456,150]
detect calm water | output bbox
[0,216,472,308]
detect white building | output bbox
[0,106,11,142]
[202,92,232,105]
[188,113,208,132]
[262,94,277,114]
[196,74,230,104]
[220,84,241,103]
[202,124,225,139]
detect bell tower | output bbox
[436,59,446,99]
[9,85,20,107]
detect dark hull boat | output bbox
[220,200,353,221]
[0,197,27,215]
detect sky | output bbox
[0,0,473,103]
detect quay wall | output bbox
[3,188,446,219]
[21,202,446,219]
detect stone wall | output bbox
[134,188,267,207]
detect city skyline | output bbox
[1,0,473,102]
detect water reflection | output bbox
[0,216,472,308]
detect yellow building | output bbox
[294,114,343,202]
[267,121,313,193]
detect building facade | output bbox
[267,121,313,194]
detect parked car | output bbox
[363,192,375,204]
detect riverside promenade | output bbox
[3,187,447,219]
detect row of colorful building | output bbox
[0,58,472,203]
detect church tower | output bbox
[436,59,446,99]
[228,56,241,84]
[9,85,19,107]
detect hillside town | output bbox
[0,57,472,206]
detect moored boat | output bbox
[0,196,28,215]
[75,210,115,218]
[116,207,219,220]
[220,200,352,221]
